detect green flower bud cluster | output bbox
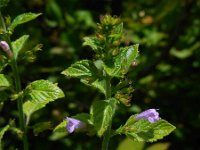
[83,15,124,60]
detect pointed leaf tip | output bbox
[8,13,42,33]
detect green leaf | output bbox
[104,44,139,78]
[117,117,176,142]
[0,74,12,89]
[83,37,101,53]
[90,98,116,136]
[23,80,64,120]
[53,120,68,133]
[23,101,46,117]
[12,35,29,59]
[0,125,10,148]
[24,80,64,103]
[8,13,41,33]
[81,78,106,95]
[33,122,52,135]
[62,60,99,78]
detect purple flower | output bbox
[0,41,12,58]
[65,117,86,133]
[135,109,160,123]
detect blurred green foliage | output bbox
[0,0,199,149]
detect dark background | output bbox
[1,0,200,149]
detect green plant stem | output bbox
[10,60,29,150]
[102,73,112,150]
[0,10,29,150]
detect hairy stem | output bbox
[0,10,29,150]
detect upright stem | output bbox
[102,73,112,150]
[11,60,29,150]
[0,10,29,150]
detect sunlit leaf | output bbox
[0,74,12,89]
[8,13,41,33]
[12,35,29,59]
[104,44,139,78]
[24,80,64,103]
[116,117,176,142]
[23,101,46,117]
[23,80,64,120]
[83,37,101,53]
[62,60,99,78]
[81,78,106,95]
[90,98,116,136]
[53,120,68,133]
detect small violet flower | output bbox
[65,117,86,133]
[135,109,160,123]
[0,41,13,58]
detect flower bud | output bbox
[0,41,13,58]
